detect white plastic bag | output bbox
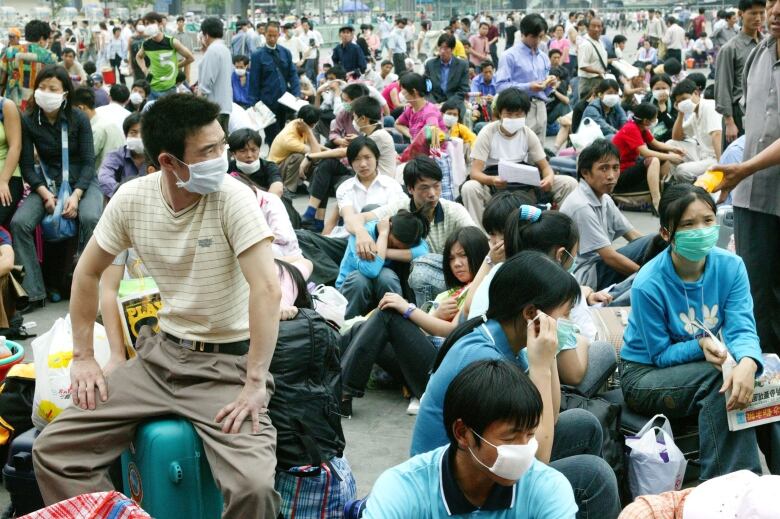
[570,117,605,152]
[448,137,467,197]
[311,285,348,329]
[625,414,688,498]
[32,316,111,430]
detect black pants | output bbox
[109,55,124,85]
[217,114,229,138]
[722,103,744,151]
[393,53,407,75]
[665,48,682,64]
[735,207,780,356]
[309,158,352,207]
[341,309,437,399]
[264,103,289,148]
[295,230,348,285]
[0,177,24,227]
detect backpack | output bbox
[268,309,345,473]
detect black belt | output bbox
[163,332,249,355]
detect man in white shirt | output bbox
[662,16,686,64]
[577,17,609,100]
[96,84,132,135]
[668,79,722,181]
[298,18,323,84]
[646,10,664,46]
[279,23,305,67]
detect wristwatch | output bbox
[402,303,417,320]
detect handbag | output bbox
[40,120,78,243]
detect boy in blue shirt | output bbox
[365,359,577,519]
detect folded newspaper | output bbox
[723,352,780,431]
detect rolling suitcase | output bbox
[121,417,223,519]
[2,427,44,516]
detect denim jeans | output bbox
[10,178,103,302]
[341,309,437,398]
[407,253,446,307]
[620,359,780,480]
[550,409,621,519]
[340,268,402,319]
[595,234,654,291]
[573,340,618,398]
[148,86,176,101]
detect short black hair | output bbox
[380,60,393,67]
[342,83,369,101]
[482,191,535,235]
[177,16,185,22]
[346,135,380,164]
[739,0,765,10]
[24,19,51,43]
[339,25,354,33]
[613,34,627,45]
[663,58,682,76]
[132,79,151,96]
[122,112,142,136]
[436,33,457,49]
[71,86,96,110]
[329,65,347,80]
[443,359,542,448]
[577,139,620,178]
[548,48,562,57]
[233,54,249,66]
[390,209,429,246]
[297,104,321,125]
[403,155,443,190]
[686,72,707,92]
[495,88,531,115]
[61,47,76,57]
[200,17,223,38]
[109,83,130,103]
[520,13,546,36]
[83,61,97,75]
[141,94,221,167]
[228,127,263,151]
[351,95,381,122]
[671,79,697,102]
[633,102,659,122]
[112,26,121,34]
[142,11,164,24]
[649,73,672,89]
[440,98,463,118]
[442,227,489,289]
[480,60,494,70]
[595,78,620,94]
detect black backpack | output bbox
[268,309,345,473]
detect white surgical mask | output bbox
[136,24,145,33]
[602,94,621,107]
[129,91,144,105]
[398,91,408,104]
[144,24,160,38]
[501,117,526,133]
[235,68,247,77]
[171,150,228,195]
[677,98,696,114]
[443,114,458,127]
[34,89,65,113]
[126,137,144,153]
[652,89,669,101]
[235,159,260,174]
[469,430,538,481]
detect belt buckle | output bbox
[194,341,206,352]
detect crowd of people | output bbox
[0,3,777,518]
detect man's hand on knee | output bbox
[70,357,108,410]
[215,380,268,434]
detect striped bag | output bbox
[275,456,357,519]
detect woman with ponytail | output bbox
[411,250,621,519]
[620,183,780,479]
[340,226,488,416]
[394,72,446,140]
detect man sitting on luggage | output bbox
[32,94,283,518]
[560,139,654,291]
[364,359,577,518]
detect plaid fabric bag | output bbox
[20,491,150,519]
[275,456,357,519]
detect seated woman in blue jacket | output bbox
[336,210,429,319]
[620,183,780,480]
[580,79,627,140]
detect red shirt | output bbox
[693,15,706,38]
[612,120,653,171]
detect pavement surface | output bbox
[0,24,693,512]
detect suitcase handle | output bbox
[169,462,183,484]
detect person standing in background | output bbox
[662,16,686,64]
[197,18,233,136]
[388,18,408,74]
[135,12,194,100]
[468,23,490,69]
[577,17,608,105]
[298,18,323,85]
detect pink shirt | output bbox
[549,37,571,63]
[468,34,490,66]
[397,101,446,139]
[381,81,400,110]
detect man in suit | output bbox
[424,33,470,104]
[249,21,301,146]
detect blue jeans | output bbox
[573,340,618,398]
[595,234,653,291]
[620,359,780,480]
[550,409,621,519]
[407,253,446,307]
[340,268,402,319]
[10,178,103,302]
[148,86,176,101]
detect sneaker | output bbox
[406,397,420,415]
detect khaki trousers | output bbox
[32,327,281,518]
[461,174,578,228]
[279,152,306,193]
[528,98,548,145]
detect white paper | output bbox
[278,92,309,112]
[497,161,541,186]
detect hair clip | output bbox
[518,205,542,223]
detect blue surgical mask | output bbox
[673,225,720,262]
[562,249,577,274]
[556,318,579,352]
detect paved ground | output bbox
[0,24,691,511]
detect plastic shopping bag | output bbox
[625,414,687,498]
[311,285,347,329]
[32,315,111,430]
[570,117,605,153]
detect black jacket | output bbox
[424,56,470,103]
